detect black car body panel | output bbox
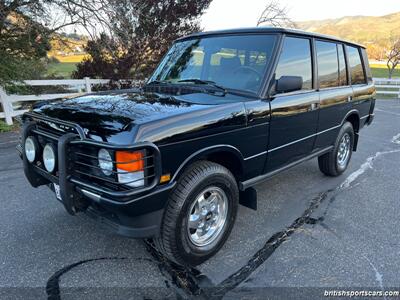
[18,27,376,238]
[33,91,247,144]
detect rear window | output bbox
[275,37,313,92]
[346,46,366,85]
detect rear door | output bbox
[265,36,319,172]
[314,41,353,150]
[346,46,375,124]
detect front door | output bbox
[265,36,319,172]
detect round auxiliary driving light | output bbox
[43,144,56,173]
[25,136,37,163]
[98,148,113,176]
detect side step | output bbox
[239,146,333,191]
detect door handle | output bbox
[347,96,353,102]
[310,103,319,111]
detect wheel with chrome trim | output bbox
[337,133,351,168]
[153,161,238,266]
[187,186,228,247]
[318,122,354,177]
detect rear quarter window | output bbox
[346,46,366,85]
[361,48,373,83]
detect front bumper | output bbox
[80,183,174,238]
[19,112,172,238]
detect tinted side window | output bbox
[316,41,339,88]
[275,37,312,93]
[337,44,348,86]
[347,46,366,85]
[361,48,373,82]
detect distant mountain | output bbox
[296,12,400,59]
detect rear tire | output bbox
[154,161,239,266]
[318,122,354,177]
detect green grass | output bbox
[47,62,78,78]
[370,66,400,79]
[0,120,19,133]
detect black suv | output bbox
[18,28,375,266]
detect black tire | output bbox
[154,161,239,266]
[318,121,354,177]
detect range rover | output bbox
[18,28,375,266]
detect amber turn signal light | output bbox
[116,150,144,172]
[160,174,171,183]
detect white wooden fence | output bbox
[373,78,400,98]
[0,78,111,125]
[1,77,399,125]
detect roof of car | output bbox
[176,27,365,48]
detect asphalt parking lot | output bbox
[0,99,399,300]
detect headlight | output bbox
[98,148,113,176]
[24,136,37,163]
[43,144,56,173]
[116,150,145,187]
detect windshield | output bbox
[149,34,277,94]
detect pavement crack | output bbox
[43,131,400,299]
[207,190,333,299]
[45,257,152,300]
[144,240,211,299]
[203,133,400,299]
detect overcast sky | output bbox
[201,0,400,30]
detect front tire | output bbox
[154,161,239,266]
[318,121,354,177]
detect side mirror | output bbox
[275,76,303,94]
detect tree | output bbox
[257,0,296,28]
[386,35,400,79]
[0,2,51,86]
[367,42,386,61]
[0,0,100,86]
[74,33,133,80]
[73,0,212,80]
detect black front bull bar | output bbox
[21,112,162,215]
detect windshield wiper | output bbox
[146,80,171,85]
[177,79,227,95]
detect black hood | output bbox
[32,90,247,144]
[34,91,194,132]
